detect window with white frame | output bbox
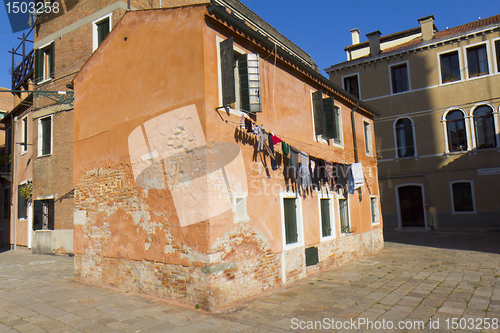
[232,193,249,223]
[343,74,359,98]
[338,195,350,234]
[450,181,475,213]
[34,41,54,83]
[319,194,334,239]
[466,43,489,78]
[93,14,111,51]
[439,50,461,84]
[38,116,52,156]
[390,62,409,93]
[312,91,342,145]
[370,196,380,224]
[21,116,28,153]
[364,120,373,156]
[446,110,468,152]
[280,193,303,249]
[395,117,415,158]
[219,37,261,113]
[473,105,496,149]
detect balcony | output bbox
[9,27,34,91]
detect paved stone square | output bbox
[1,231,500,332]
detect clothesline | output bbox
[217,107,371,194]
[216,107,378,167]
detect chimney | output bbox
[366,30,381,57]
[350,28,360,45]
[418,15,435,42]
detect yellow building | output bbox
[327,15,500,231]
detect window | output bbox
[451,181,475,213]
[17,184,27,219]
[312,91,341,144]
[343,74,359,98]
[495,40,500,73]
[38,116,52,156]
[473,105,496,149]
[339,197,350,234]
[21,117,28,153]
[395,118,415,157]
[283,198,298,244]
[390,63,409,93]
[370,197,379,224]
[232,195,249,223]
[220,37,261,113]
[466,44,489,78]
[320,198,332,238]
[280,193,303,250]
[446,110,467,151]
[34,42,54,83]
[364,121,372,155]
[440,51,461,83]
[33,199,54,230]
[3,187,10,219]
[93,15,111,51]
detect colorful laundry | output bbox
[300,151,312,189]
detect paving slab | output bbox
[1,230,500,332]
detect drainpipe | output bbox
[351,103,362,201]
[12,116,17,250]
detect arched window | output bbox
[446,110,467,152]
[395,118,415,157]
[473,105,496,149]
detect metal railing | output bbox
[9,27,34,91]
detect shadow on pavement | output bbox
[384,229,500,254]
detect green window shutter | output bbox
[305,246,319,266]
[312,90,324,136]
[41,117,51,155]
[283,198,297,244]
[49,42,55,78]
[34,48,44,83]
[48,199,54,230]
[17,185,27,219]
[220,37,235,106]
[320,199,331,237]
[322,97,338,141]
[33,200,43,230]
[239,53,261,112]
[97,19,110,47]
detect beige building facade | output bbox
[327,15,500,231]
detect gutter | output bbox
[206,4,380,117]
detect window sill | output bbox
[439,79,463,86]
[390,89,411,95]
[451,211,476,214]
[321,234,336,242]
[36,77,54,85]
[20,151,27,156]
[37,153,52,158]
[283,242,304,252]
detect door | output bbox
[398,185,425,228]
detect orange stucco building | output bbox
[73,0,383,310]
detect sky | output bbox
[0,0,499,89]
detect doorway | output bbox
[397,185,426,228]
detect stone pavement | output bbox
[1,230,500,332]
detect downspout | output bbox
[12,116,17,250]
[351,103,362,201]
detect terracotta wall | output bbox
[73,6,383,309]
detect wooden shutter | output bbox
[312,90,324,136]
[49,42,55,78]
[322,97,338,140]
[239,53,261,112]
[97,19,110,46]
[220,38,235,106]
[33,200,43,230]
[284,198,297,244]
[34,48,43,83]
[48,199,54,230]
[320,199,331,237]
[305,246,319,266]
[41,117,51,155]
